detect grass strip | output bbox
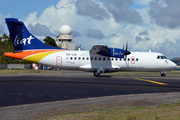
[48,102,180,120]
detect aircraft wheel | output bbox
[94,71,100,76]
[161,73,166,77]
[161,71,166,77]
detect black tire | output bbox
[161,73,166,77]
[94,71,100,76]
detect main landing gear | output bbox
[94,71,100,76]
[161,71,166,77]
[94,68,104,77]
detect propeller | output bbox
[123,42,131,68]
[123,42,131,56]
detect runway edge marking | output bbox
[134,78,167,85]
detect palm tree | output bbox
[2,33,8,41]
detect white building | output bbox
[56,25,75,50]
[1,38,8,42]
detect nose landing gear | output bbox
[161,71,166,77]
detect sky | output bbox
[0,0,180,59]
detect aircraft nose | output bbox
[170,61,177,69]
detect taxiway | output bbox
[0,70,180,119]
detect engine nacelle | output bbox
[97,47,126,58]
[110,48,126,58]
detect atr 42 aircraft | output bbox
[4,18,176,76]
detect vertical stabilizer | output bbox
[5,18,63,52]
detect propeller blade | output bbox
[124,42,131,55]
[126,42,128,51]
[123,42,125,50]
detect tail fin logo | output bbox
[14,35,34,46]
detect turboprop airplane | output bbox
[4,18,176,76]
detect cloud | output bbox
[0,24,4,34]
[135,36,143,42]
[153,39,180,58]
[145,37,150,41]
[148,0,180,28]
[28,23,56,37]
[139,30,148,36]
[75,0,110,20]
[0,13,6,34]
[135,36,151,42]
[1,0,179,58]
[107,33,119,38]
[72,30,82,38]
[104,0,143,24]
[85,28,105,39]
[133,0,151,6]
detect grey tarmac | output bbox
[0,70,180,120]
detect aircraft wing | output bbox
[89,44,129,58]
[89,44,110,55]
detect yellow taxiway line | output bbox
[134,78,167,85]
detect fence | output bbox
[0,64,7,69]
[0,64,32,69]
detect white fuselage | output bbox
[37,50,176,73]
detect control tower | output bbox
[56,25,75,50]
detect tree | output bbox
[0,33,22,64]
[43,36,57,47]
[2,33,8,41]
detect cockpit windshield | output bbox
[157,55,167,59]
